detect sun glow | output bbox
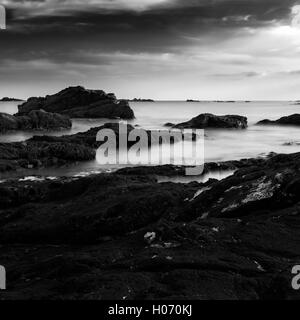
[269,5,300,38]
[292,5,300,27]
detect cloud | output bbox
[1,0,300,99]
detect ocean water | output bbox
[1,100,300,179]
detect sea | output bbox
[1,100,300,181]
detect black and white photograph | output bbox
[0,0,300,308]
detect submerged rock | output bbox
[257,114,300,126]
[17,86,135,119]
[173,113,248,129]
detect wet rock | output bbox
[0,152,299,299]
[173,113,248,129]
[0,97,23,102]
[116,157,265,177]
[19,110,72,130]
[0,140,95,173]
[164,122,176,127]
[17,86,135,119]
[0,113,19,132]
[180,152,300,220]
[0,123,199,173]
[257,114,300,126]
[0,110,72,132]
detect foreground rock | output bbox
[0,110,72,132]
[257,114,300,126]
[17,86,135,119]
[173,113,248,129]
[0,152,299,299]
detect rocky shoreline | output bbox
[0,151,299,299]
[1,93,300,300]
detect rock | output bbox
[0,97,23,102]
[180,152,300,220]
[257,114,300,126]
[283,141,300,146]
[0,139,95,172]
[0,110,72,132]
[173,113,248,129]
[18,110,72,130]
[116,158,265,177]
[0,113,19,132]
[0,152,300,299]
[130,98,155,102]
[17,86,135,119]
[0,123,198,172]
[164,122,175,127]
[29,122,198,150]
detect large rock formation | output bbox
[0,152,299,299]
[257,114,300,126]
[173,113,248,129]
[0,110,72,132]
[17,86,135,119]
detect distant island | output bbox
[0,97,23,102]
[130,98,155,102]
[186,99,200,102]
[214,100,236,103]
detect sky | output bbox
[1,0,300,100]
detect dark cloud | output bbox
[0,0,300,99]
[0,0,297,63]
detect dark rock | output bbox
[180,152,300,220]
[115,157,265,177]
[19,110,72,130]
[0,139,95,172]
[257,114,300,126]
[0,97,23,102]
[164,122,175,127]
[29,122,198,149]
[173,113,248,129]
[283,141,300,146]
[130,98,155,102]
[0,152,300,299]
[17,86,135,119]
[0,123,198,173]
[0,110,72,132]
[0,113,19,132]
